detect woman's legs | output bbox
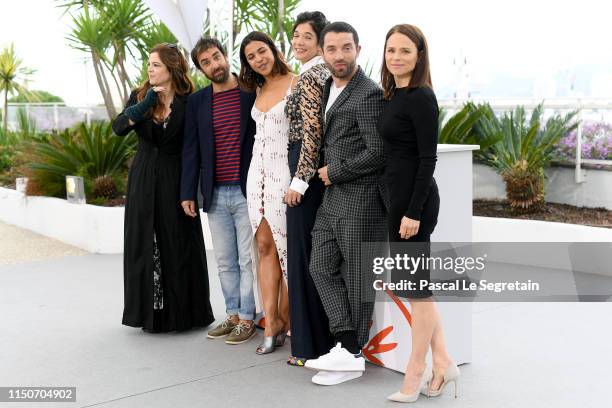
[278,272,290,332]
[400,298,437,394]
[401,299,453,394]
[428,308,453,391]
[255,218,289,336]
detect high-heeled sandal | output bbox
[256,335,276,354]
[420,361,460,398]
[287,355,307,366]
[255,330,288,355]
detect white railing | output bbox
[438,98,612,183]
[7,99,612,183]
[5,103,109,132]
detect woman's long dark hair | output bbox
[239,32,291,92]
[380,24,432,100]
[134,43,194,120]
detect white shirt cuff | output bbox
[290,177,309,195]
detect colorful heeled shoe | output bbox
[287,355,307,366]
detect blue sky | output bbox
[1,0,611,105]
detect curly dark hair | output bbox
[292,11,329,42]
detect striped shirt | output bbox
[212,87,241,185]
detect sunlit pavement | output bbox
[1,224,611,408]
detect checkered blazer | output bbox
[320,67,389,219]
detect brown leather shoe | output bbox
[206,316,237,339]
[225,320,256,344]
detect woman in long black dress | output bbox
[378,25,459,402]
[112,43,215,332]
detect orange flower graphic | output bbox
[362,289,413,366]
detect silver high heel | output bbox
[255,330,288,355]
[275,331,288,347]
[420,362,460,398]
[387,367,430,403]
[256,335,276,354]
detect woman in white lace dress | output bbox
[239,31,297,355]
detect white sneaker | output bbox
[304,343,365,372]
[311,370,363,385]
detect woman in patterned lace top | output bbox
[283,11,335,367]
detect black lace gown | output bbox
[112,91,215,331]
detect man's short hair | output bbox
[319,21,359,48]
[191,37,227,68]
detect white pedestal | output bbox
[365,144,478,372]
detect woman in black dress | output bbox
[378,25,459,402]
[112,43,215,333]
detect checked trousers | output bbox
[309,206,387,347]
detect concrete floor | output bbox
[0,221,86,265]
[1,229,612,407]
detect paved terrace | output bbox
[1,221,611,408]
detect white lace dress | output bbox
[247,80,294,283]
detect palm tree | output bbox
[477,104,578,213]
[66,6,117,118]
[252,0,301,60]
[95,0,151,103]
[0,44,35,133]
[61,0,178,117]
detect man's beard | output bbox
[326,59,356,79]
[209,67,230,84]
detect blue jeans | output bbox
[207,185,255,320]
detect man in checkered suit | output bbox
[305,22,388,386]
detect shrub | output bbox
[22,121,135,198]
[476,104,578,213]
[438,102,503,159]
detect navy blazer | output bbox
[180,83,256,212]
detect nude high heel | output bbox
[420,362,460,398]
[387,368,429,403]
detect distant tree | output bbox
[9,90,65,104]
[0,43,36,132]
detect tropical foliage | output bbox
[58,0,304,118]
[475,104,578,212]
[0,43,36,132]
[22,121,136,199]
[58,0,174,118]
[9,89,64,103]
[0,108,43,186]
[438,103,503,158]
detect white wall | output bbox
[473,163,612,210]
[0,187,214,254]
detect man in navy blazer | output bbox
[180,37,257,345]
